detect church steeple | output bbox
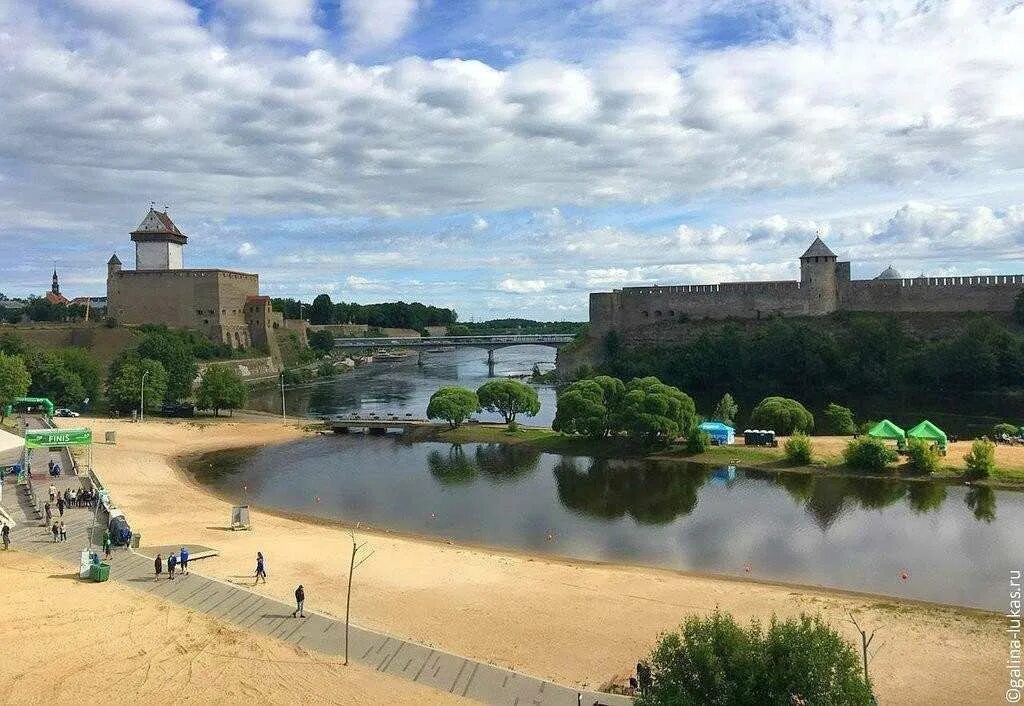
[51,268,60,295]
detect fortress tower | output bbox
[799,237,840,315]
[131,207,186,270]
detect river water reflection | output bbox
[193,435,1020,611]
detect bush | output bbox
[905,438,942,473]
[636,609,872,706]
[842,437,898,471]
[822,403,856,435]
[317,361,335,377]
[784,433,814,465]
[685,429,711,453]
[857,419,878,435]
[426,386,479,428]
[964,437,997,478]
[993,422,1019,438]
[749,396,814,434]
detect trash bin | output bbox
[90,563,110,582]
[105,430,116,445]
[131,532,141,548]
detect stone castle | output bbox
[106,207,279,350]
[589,237,1024,334]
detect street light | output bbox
[280,370,286,420]
[140,369,149,423]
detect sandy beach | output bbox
[0,550,464,705]
[33,417,1009,704]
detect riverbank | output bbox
[424,424,1024,489]
[0,551,463,705]
[54,416,1006,704]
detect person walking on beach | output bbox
[51,521,59,543]
[254,551,267,585]
[167,552,177,580]
[44,502,52,526]
[49,483,57,503]
[291,585,305,618]
[2,523,10,550]
[58,520,67,542]
[179,546,189,575]
[154,553,163,581]
[102,530,112,559]
[56,495,65,517]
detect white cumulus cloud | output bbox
[497,278,547,293]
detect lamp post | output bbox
[280,371,286,420]
[140,369,149,423]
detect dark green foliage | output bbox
[307,329,334,354]
[619,377,698,447]
[0,352,31,420]
[134,329,197,403]
[105,357,168,413]
[635,609,872,706]
[842,437,898,471]
[552,375,625,438]
[25,349,85,406]
[993,422,1019,438]
[426,386,479,428]
[822,403,856,435]
[24,297,87,322]
[784,433,814,465]
[449,318,582,336]
[905,438,942,473]
[316,361,335,377]
[196,365,248,415]
[711,393,738,426]
[476,379,541,425]
[749,397,814,434]
[965,485,996,522]
[308,294,334,325]
[0,331,25,355]
[54,347,102,403]
[685,429,711,453]
[963,437,996,478]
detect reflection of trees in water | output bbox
[965,486,996,522]
[426,443,541,485]
[553,458,709,525]
[750,471,972,530]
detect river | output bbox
[193,435,1019,612]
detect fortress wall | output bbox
[214,271,260,347]
[843,275,1024,313]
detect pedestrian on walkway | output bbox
[47,459,54,474]
[59,520,66,542]
[154,553,163,581]
[103,530,112,559]
[167,552,177,580]
[51,521,59,543]
[49,484,57,502]
[291,584,305,618]
[179,546,189,575]
[56,495,65,517]
[254,551,267,585]
[2,523,10,550]
[44,502,52,525]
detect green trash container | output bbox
[90,563,110,582]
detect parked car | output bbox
[54,408,80,417]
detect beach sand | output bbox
[0,550,464,705]
[58,417,1007,704]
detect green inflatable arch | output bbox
[4,397,55,417]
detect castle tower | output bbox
[131,206,186,270]
[799,237,839,315]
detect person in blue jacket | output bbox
[179,546,189,575]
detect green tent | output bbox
[867,419,906,448]
[906,420,948,451]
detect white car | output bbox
[54,408,80,418]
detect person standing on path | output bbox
[102,530,112,559]
[56,495,65,517]
[49,483,56,502]
[44,502,52,526]
[179,546,189,575]
[254,551,267,585]
[58,520,67,542]
[2,523,10,550]
[167,552,177,580]
[154,553,163,581]
[51,521,59,543]
[291,585,305,618]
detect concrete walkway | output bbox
[4,450,631,706]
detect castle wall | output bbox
[842,275,1024,313]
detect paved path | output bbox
[4,452,631,705]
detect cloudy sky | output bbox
[2,0,1024,320]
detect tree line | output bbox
[272,296,457,331]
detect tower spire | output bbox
[51,266,59,295]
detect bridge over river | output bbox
[333,334,575,370]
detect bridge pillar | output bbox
[417,351,424,367]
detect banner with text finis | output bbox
[25,428,92,448]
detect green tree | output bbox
[963,437,996,478]
[842,437,898,471]
[784,433,814,465]
[905,438,942,473]
[685,429,711,453]
[476,379,541,425]
[25,349,85,407]
[308,294,335,325]
[618,377,697,447]
[749,396,814,434]
[993,422,1019,438]
[822,402,856,435]
[0,352,31,421]
[1014,290,1024,325]
[307,329,334,355]
[426,386,479,428]
[134,330,197,403]
[636,609,872,706]
[55,347,102,404]
[106,357,168,413]
[196,365,248,416]
[552,375,625,438]
[711,393,738,426]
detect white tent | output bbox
[0,427,23,468]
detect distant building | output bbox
[45,269,68,305]
[589,237,1024,335]
[106,207,276,350]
